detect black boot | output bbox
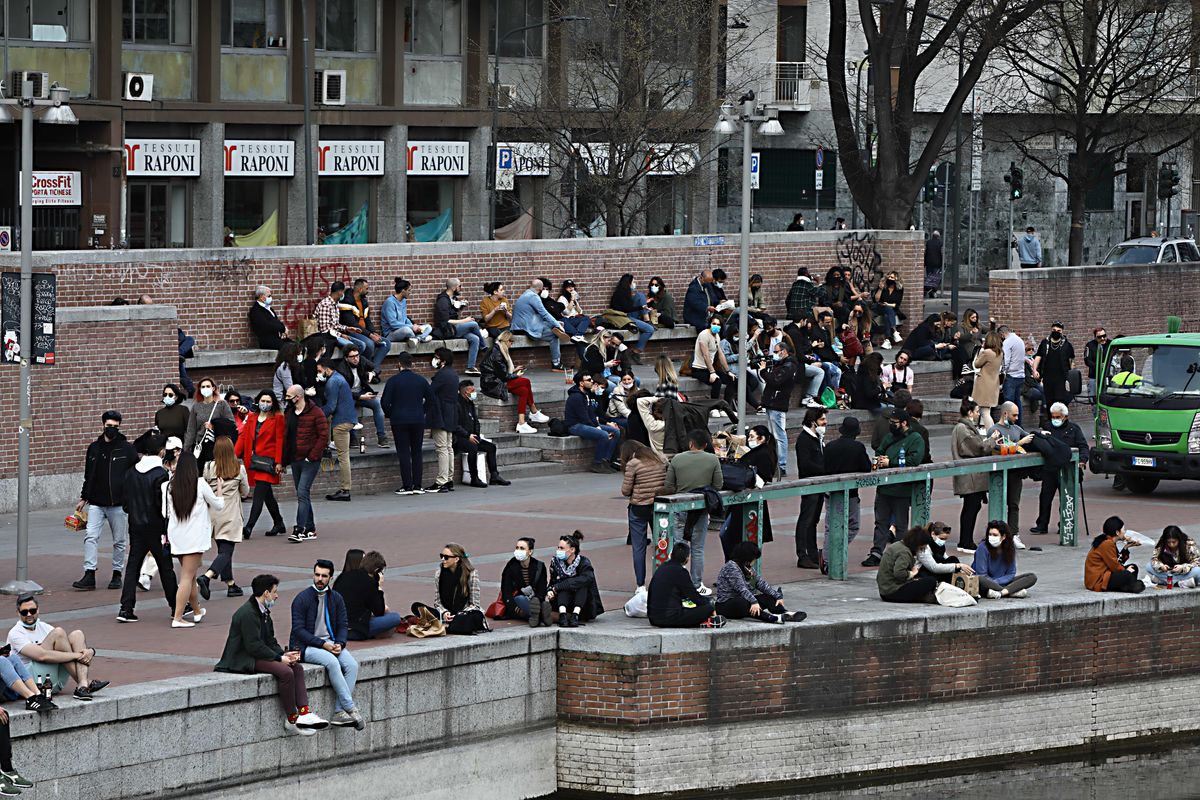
[107,571,122,590]
[72,570,96,591]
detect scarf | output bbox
[555,554,582,580]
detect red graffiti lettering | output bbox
[278,260,352,331]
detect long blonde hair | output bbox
[443,542,474,598]
[496,330,516,372]
[655,355,678,386]
[212,436,240,481]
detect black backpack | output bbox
[548,418,570,437]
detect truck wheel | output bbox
[1124,476,1159,495]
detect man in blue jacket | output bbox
[291,560,363,730]
[428,347,460,493]
[382,352,441,494]
[566,372,621,474]
[318,358,356,502]
[683,269,719,331]
[511,279,570,372]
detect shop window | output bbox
[318,178,371,243]
[123,0,191,45]
[404,0,462,56]
[128,181,189,248]
[407,177,456,241]
[317,0,375,52]
[221,0,287,48]
[224,179,281,246]
[488,0,542,58]
[756,148,835,208]
[6,0,91,42]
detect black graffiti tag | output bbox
[836,231,884,292]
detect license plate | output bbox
[1132,456,1157,468]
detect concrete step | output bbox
[495,460,587,480]
[495,446,546,466]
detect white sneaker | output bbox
[570,335,586,343]
[529,411,550,423]
[171,620,195,628]
[1182,577,1197,589]
[892,331,903,343]
[138,574,152,591]
[285,721,316,737]
[986,589,1002,599]
[710,410,723,418]
[957,547,975,555]
[295,712,329,730]
[516,422,537,434]
[1011,589,1028,598]
[352,422,364,431]
[881,339,892,349]
[635,585,647,595]
[1013,535,1027,550]
[696,583,713,597]
[802,397,822,408]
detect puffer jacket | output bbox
[621,455,668,506]
[283,401,329,464]
[950,418,997,496]
[123,457,169,534]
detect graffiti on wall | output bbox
[279,261,352,331]
[836,231,884,293]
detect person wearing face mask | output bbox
[235,391,287,538]
[1032,322,1076,413]
[620,440,668,591]
[822,416,872,553]
[291,559,363,730]
[197,437,250,603]
[118,430,181,624]
[606,273,656,356]
[557,279,592,341]
[216,574,330,736]
[248,285,291,350]
[499,538,549,625]
[972,520,1038,598]
[644,276,676,328]
[272,342,301,405]
[877,526,940,603]
[759,341,798,476]
[382,353,440,496]
[915,522,975,583]
[566,373,623,474]
[794,407,828,570]
[454,380,510,487]
[872,271,905,347]
[317,357,357,503]
[1030,402,1089,536]
[545,532,604,627]
[184,378,234,457]
[719,425,778,561]
[73,411,137,591]
[692,316,736,402]
[511,278,571,372]
[950,400,1001,553]
[862,408,926,568]
[155,383,189,442]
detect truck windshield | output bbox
[1103,245,1159,265]
[1102,345,1200,405]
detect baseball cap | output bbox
[888,408,911,423]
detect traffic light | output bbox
[923,170,937,202]
[1158,164,1181,199]
[1002,162,1024,200]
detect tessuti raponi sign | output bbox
[223,140,296,177]
[19,172,81,206]
[406,141,470,176]
[124,139,201,176]
[318,140,385,176]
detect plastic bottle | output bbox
[359,434,366,454]
[1168,573,1174,590]
[898,447,907,468]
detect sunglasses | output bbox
[17,608,36,617]
[439,553,456,560]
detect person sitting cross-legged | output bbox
[714,542,806,624]
[499,537,549,626]
[290,560,363,730]
[333,549,404,640]
[647,543,725,629]
[6,595,109,702]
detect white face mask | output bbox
[618,344,628,352]
[815,425,826,437]
[297,355,303,364]
[162,395,176,406]
[631,283,637,291]
[593,387,605,396]
[933,538,948,548]
[987,534,1002,548]
[715,282,724,289]
[431,358,441,369]
[621,382,635,392]
[747,438,761,449]
[513,549,528,562]
[200,387,213,398]
[316,373,327,382]
[650,285,659,294]
[263,297,272,307]
[540,289,549,299]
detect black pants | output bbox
[457,438,499,481]
[1005,473,1023,532]
[882,576,938,603]
[795,493,825,560]
[959,492,986,548]
[1035,470,1060,531]
[872,494,911,556]
[246,481,283,530]
[693,368,736,402]
[207,540,236,583]
[552,585,591,616]
[411,602,488,634]
[650,603,713,628]
[919,556,960,583]
[392,422,425,491]
[1106,567,1145,593]
[716,592,786,620]
[0,720,12,772]
[120,528,179,613]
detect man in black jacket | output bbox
[335,345,388,448]
[647,543,723,628]
[759,341,797,477]
[905,400,934,465]
[428,348,460,493]
[453,380,510,488]
[794,406,827,570]
[822,417,872,550]
[118,431,180,622]
[1031,402,1090,535]
[73,411,137,591]
[247,285,291,350]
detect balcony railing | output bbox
[771,61,813,110]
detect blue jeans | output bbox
[628,317,655,350]
[881,306,898,336]
[385,324,432,343]
[766,410,787,473]
[290,460,320,531]
[454,321,484,368]
[675,511,709,588]
[563,316,590,336]
[1146,564,1200,585]
[358,396,386,439]
[302,646,359,713]
[819,362,842,394]
[341,331,391,373]
[799,363,823,398]
[509,595,532,619]
[84,504,127,573]
[348,612,404,640]
[628,506,650,587]
[570,423,617,464]
[532,330,562,365]
[0,653,32,700]
[1002,375,1025,425]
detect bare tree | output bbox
[989,0,1200,265]
[825,0,1054,230]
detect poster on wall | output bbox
[1,272,56,364]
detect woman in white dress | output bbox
[163,450,224,628]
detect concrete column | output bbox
[460,127,490,241]
[194,122,226,248]
[692,133,720,234]
[378,125,409,243]
[287,124,317,246]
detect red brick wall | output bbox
[557,607,1200,728]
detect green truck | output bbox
[1091,332,1200,494]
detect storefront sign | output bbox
[406,141,469,176]
[499,143,551,176]
[318,140,385,176]
[223,140,295,177]
[19,172,81,206]
[125,139,201,176]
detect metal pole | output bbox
[950,43,963,314]
[300,0,316,245]
[5,77,41,595]
[489,0,500,239]
[736,99,753,438]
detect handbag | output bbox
[249,418,276,475]
[484,590,507,620]
[720,461,757,492]
[406,606,447,638]
[935,581,977,607]
[192,401,219,459]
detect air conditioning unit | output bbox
[492,83,515,109]
[10,71,49,99]
[123,72,154,102]
[314,69,346,105]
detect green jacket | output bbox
[875,429,926,497]
[877,541,917,598]
[664,450,723,494]
[215,597,284,674]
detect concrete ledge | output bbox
[57,304,178,324]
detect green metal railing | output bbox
[651,452,1080,580]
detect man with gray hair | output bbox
[512,279,571,372]
[1031,402,1089,536]
[985,401,1034,550]
[433,277,486,374]
[248,285,291,350]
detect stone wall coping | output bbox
[992,262,1200,280]
[56,304,178,324]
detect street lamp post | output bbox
[488,12,588,239]
[0,79,76,596]
[714,91,783,438]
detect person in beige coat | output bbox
[620,440,668,592]
[199,437,250,601]
[950,400,1001,552]
[972,331,1004,428]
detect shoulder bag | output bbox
[249,416,276,475]
[192,401,219,459]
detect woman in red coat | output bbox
[235,390,287,537]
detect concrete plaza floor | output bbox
[1,425,1197,688]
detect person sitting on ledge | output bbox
[876,527,939,603]
[381,278,434,345]
[566,373,622,474]
[454,379,511,487]
[544,532,604,628]
[248,285,291,350]
[334,549,404,640]
[478,330,550,435]
[511,278,571,373]
[647,543,725,629]
[1085,516,1145,594]
[433,278,486,375]
[7,595,108,702]
[479,281,513,337]
[414,543,489,635]
[215,574,329,736]
[1147,525,1200,588]
[715,542,805,624]
[291,559,363,731]
[500,537,549,626]
[916,521,974,584]
[0,637,56,713]
[972,520,1038,599]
